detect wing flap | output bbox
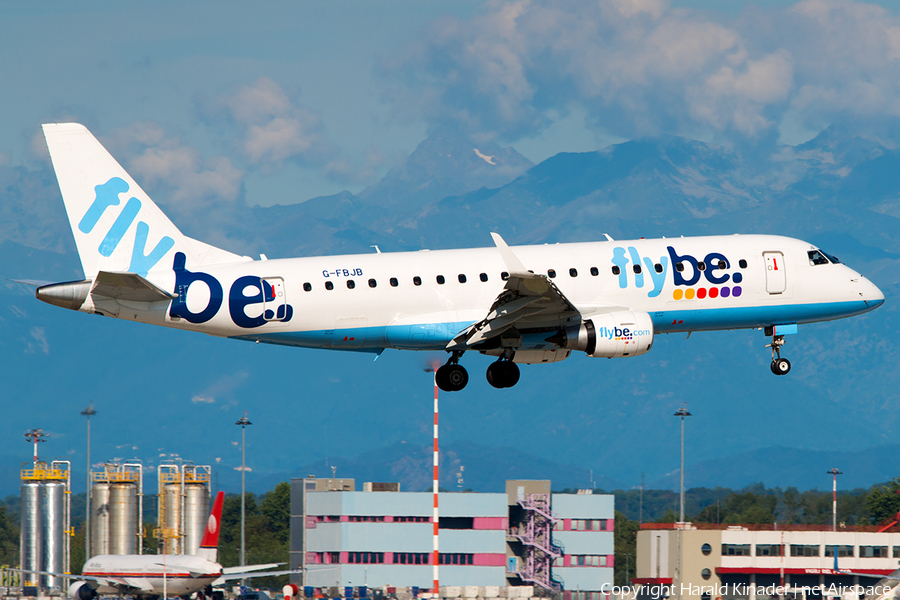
[91,271,176,302]
[449,233,581,349]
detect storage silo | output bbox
[20,459,71,590]
[109,482,138,554]
[90,482,111,556]
[183,483,210,554]
[164,482,183,554]
[20,480,42,586]
[41,480,66,589]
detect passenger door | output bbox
[763,251,786,294]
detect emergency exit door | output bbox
[763,251,786,294]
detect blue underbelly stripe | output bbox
[229,301,879,350]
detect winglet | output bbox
[195,491,224,560]
[490,233,530,277]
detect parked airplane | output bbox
[33,123,885,391]
[20,492,293,599]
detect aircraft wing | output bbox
[222,563,281,575]
[91,271,177,302]
[212,568,301,586]
[448,233,592,349]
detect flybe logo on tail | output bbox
[612,246,744,298]
[79,177,175,276]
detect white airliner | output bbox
[21,492,293,599]
[33,123,885,391]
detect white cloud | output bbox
[209,77,331,169]
[109,122,244,214]
[190,371,249,406]
[24,326,49,355]
[382,0,900,144]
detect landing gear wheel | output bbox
[436,363,468,392]
[486,361,520,389]
[765,330,792,376]
[771,358,791,375]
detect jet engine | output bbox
[549,310,654,358]
[68,581,97,600]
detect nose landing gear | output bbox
[436,352,469,392]
[766,333,791,375]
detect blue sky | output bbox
[4,0,900,493]
[5,0,900,208]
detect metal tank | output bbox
[20,481,42,586]
[91,482,111,556]
[109,482,138,554]
[41,481,66,589]
[182,483,210,555]
[164,483,183,554]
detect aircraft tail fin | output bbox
[41,123,245,279]
[195,491,225,562]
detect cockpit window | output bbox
[808,250,829,265]
[821,249,841,264]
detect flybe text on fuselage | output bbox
[169,252,294,328]
[611,245,744,300]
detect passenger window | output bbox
[458,274,466,283]
[633,265,641,274]
[569,268,577,277]
[303,283,312,292]
[739,259,747,269]
[347,280,356,289]
[413,276,422,286]
[655,263,663,273]
[612,266,620,275]
[590,267,599,276]
[548,269,557,278]
[676,263,684,272]
[697,262,706,271]
[325,281,334,291]
[501,272,509,281]
[480,273,488,282]
[390,278,399,287]
[717,260,726,270]
[368,279,377,288]
[436,275,445,284]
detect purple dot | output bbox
[733,286,742,297]
[732,272,743,284]
[721,287,731,298]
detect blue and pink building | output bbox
[289,478,614,594]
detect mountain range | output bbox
[1,123,898,499]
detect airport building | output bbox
[290,478,614,595]
[636,523,900,599]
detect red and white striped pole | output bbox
[433,375,440,598]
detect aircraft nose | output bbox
[858,277,885,309]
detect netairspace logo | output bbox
[598,584,896,600]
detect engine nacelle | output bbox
[553,310,654,358]
[69,581,97,600]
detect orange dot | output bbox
[685,288,695,300]
[673,289,684,300]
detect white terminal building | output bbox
[290,479,614,597]
[636,523,900,599]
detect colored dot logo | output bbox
[672,286,742,300]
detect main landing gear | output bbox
[434,351,522,391]
[486,359,520,389]
[436,352,469,392]
[766,331,791,376]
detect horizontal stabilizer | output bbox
[91,271,176,302]
[10,279,54,287]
